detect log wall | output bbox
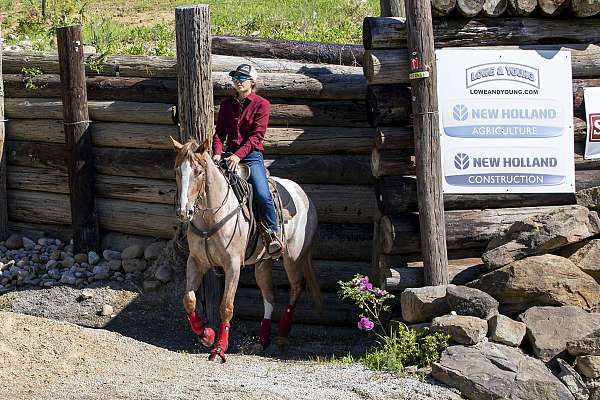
[1,50,374,326]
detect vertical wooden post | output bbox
[381,0,407,17]
[0,30,7,240]
[57,25,100,253]
[404,0,449,285]
[175,4,222,325]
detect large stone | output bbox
[154,264,172,283]
[445,285,499,319]
[568,239,600,283]
[556,358,590,400]
[122,258,147,273]
[482,206,600,269]
[567,330,600,356]
[519,306,600,363]
[102,250,121,261]
[400,285,449,323]
[73,253,88,264]
[5,234,23,250]
[576,355,600,379]
[469,254,600,314]
[488,314,526,347]
[121,245,145,260]
[144,242,165,261]
[88,251,100,266]
[431,314,488,345]
[92,264,111,280]
[432,341,575,400]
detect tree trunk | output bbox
[381,0,407,17]
[456,0,485,16]
[0,27,7,239]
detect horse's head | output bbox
[170,136,210,222]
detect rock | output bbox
[488,314,526,347]
[432,341,575,400]
[143,280,161,292]
[468,254,600,314]
[431,314,488,345]
[108,259,122,271]
[92,264,110,280]
[482,206,600,269]
[122,258,147,273]
[37,238,48,246]
[102,250,121,261]
[61,257,75,268]
[576,355,600,379]
[88,251,100,266]
[568,239,600,283]
[519,306,600,363]
[557,358,590,400]
[77,289,94,302]
[400,285,449,323]
[589,381,600,400]
[83,45,96,53]
[144,242,165,261]
[445,285,499,320]
[22,236,35,249]
[121,245,144,260]
[60,273,77,285]
[5,234,22,250]
[45,260,57,269]
[74,253,88,264]
[99,304,114,317]
[154,264,172,283]
[567,330,600,356]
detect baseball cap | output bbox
[228,64,258,81]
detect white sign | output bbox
[437,49,575,194]
[584,87,600,160]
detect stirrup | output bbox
[267,232,282,256]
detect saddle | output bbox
[218,161,296,262]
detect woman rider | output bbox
[212,64,282,256]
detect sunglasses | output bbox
[232,75,252,82]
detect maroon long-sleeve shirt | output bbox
[212,92,271,160]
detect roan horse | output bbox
[170,137,322,362]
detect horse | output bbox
[170,137,322,362]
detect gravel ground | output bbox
[0,286,465,400]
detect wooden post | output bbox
[381,0,407,17]
[57,25,100,252]
[175,4,223,326]
[404,0,449,285]
[0,30,7,240]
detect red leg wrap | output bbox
[210,322,231,363]
[259,318,272,348]
[277,304,295,338]
[187,312,215,347]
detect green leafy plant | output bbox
[338,274,450,375]
[86,53,107,74]
[21,66,43,90]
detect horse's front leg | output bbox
[209,257,241,363]
[183,255,215,347]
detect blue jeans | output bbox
[241,151,278,233]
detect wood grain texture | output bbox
[431,0,457,16]
[0,28,7,239]
[569,0,600,16]
[481,0,507,16]
[537,0,569,16]
[456,0,485,16]
[507,0,537,15]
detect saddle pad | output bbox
[270,178,297,220]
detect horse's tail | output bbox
[303,249,323,313]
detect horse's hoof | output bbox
[209,347,226,363]
[276,336,289,353]
[199,327,215,348]
[247,342,265,355]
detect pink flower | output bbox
[358,276,373,292]
[374,289,387,298]
[357,316,374,331]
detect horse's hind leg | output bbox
[251,259,275,353]
[277,254,305,352]
[183,255,215,347]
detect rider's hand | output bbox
[225,154,241,171]
[213,154,222,163]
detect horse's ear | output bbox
[197,138,211,154]
[169,136,183,150]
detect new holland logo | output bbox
[453,104,468,121]
[466,62,540,89]
[454,153,470,170]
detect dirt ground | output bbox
[0,285,465,400]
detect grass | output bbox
[0,0,380,56]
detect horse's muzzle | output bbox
[176,208,194,222]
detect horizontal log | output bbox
[364,44,600,85]
[3,51,361,77]
[366,84,411,127]
[4,98,369,127]
[456,0,485,17]
[482,0,507,16]
[373,117,587,152]
[569,0,600,17]
[363,17,600,50]
[432,0,457,16]
[384,258,486,292]
[371,148,415,178]
[380,204,581,254]
[234,287,357,325]
[3,72,367,101]
[5,141,373,184]
[7,190,372,261]
[507,0,537,15]
[5,119,374,154]
[7,221,72,242]
[239,260,370,291]
[537,0,569,16]
[6,167,376,223]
